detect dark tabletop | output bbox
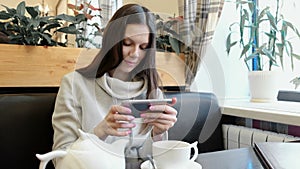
[127,147,264,169]
[196,147,264,169]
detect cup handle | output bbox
[190,141,198,161]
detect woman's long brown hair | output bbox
[77,4,160,98]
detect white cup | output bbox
[152,140,198,169]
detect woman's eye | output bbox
[123,40,132,46]
[140,44,148,50]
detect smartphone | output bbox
[121,99,172,117]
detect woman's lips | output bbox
[124,60,137,66]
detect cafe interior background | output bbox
[1,0,300,97]
[1,0,300,147]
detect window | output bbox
[191,0,300,101]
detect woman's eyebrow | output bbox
[123,37,133,41]
[123,37,149,45]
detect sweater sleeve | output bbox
[52,73,82,151]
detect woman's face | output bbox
[110,24,150,81]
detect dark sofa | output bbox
[0,87,224,169]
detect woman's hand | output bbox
[140,97,177,140]
[93,105,136,140]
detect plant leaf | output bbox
[245,51,259,61]
[16,1,26,16]
[26,6,39,19]
[292,53,300,60]
[56,14,76,22]
[75,14,87,23]
[266,10,277,31]
[264,32,276,39]
[275,43,284,69]
[240,43,250,58]
[43,23,61,32]
[285,41,293,70]
[226,33,237,54]
[262,47,276,63]
[28,18,39,28]
[1,4,16,14]
[0,11,12,20]
[258,7,269,23]
[169,36,180,55]
[38,32,52,44]
[284,20,300,38]
[56,24,80,34]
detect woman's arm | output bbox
[52,73,82,151]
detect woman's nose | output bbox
[130,46,140,57]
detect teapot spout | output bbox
[36,150,67,169]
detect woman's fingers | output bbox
[141,97,178,136]
[147,98,177,115]
[102,98,178,137]
[141,112,176,121]
[103,105,138,136]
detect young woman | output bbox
[52,3,177,167]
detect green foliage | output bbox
[0,1,102,47]
[155,14,184,54]
[226,0,300,71]
[0,1,66,46]
[64,2,102,48]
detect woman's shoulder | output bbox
[59,71,96,97]
[60,71,93,87]
[62,71,89,81]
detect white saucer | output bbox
[140,160,202,169]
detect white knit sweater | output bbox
[52,71,165,162]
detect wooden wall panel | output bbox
[0,44,97,87]
[0,44,185,87]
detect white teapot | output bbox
[36,130,128,169]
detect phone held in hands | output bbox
[121,99,172,118]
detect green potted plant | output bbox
[155,14,185,55]
[225,0,300,102]
[0,1,66,46]
[0,1,102,47]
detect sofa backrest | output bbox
[0,88,224,169]
[165,91,224,153]
[0,88,57,169]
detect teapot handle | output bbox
[36,150,67,169]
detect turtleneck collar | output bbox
[96,73,148,99]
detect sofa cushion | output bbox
[0,93,57,169]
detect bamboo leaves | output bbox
[226,0,300,71]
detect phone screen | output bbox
[121,99,172,117]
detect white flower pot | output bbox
[248,71,282,102]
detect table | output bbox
[196,147,264,169]
[222,99,300,126]
[134,147,263,169]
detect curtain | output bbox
[178,0,224,89]
[97,0,122,27]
